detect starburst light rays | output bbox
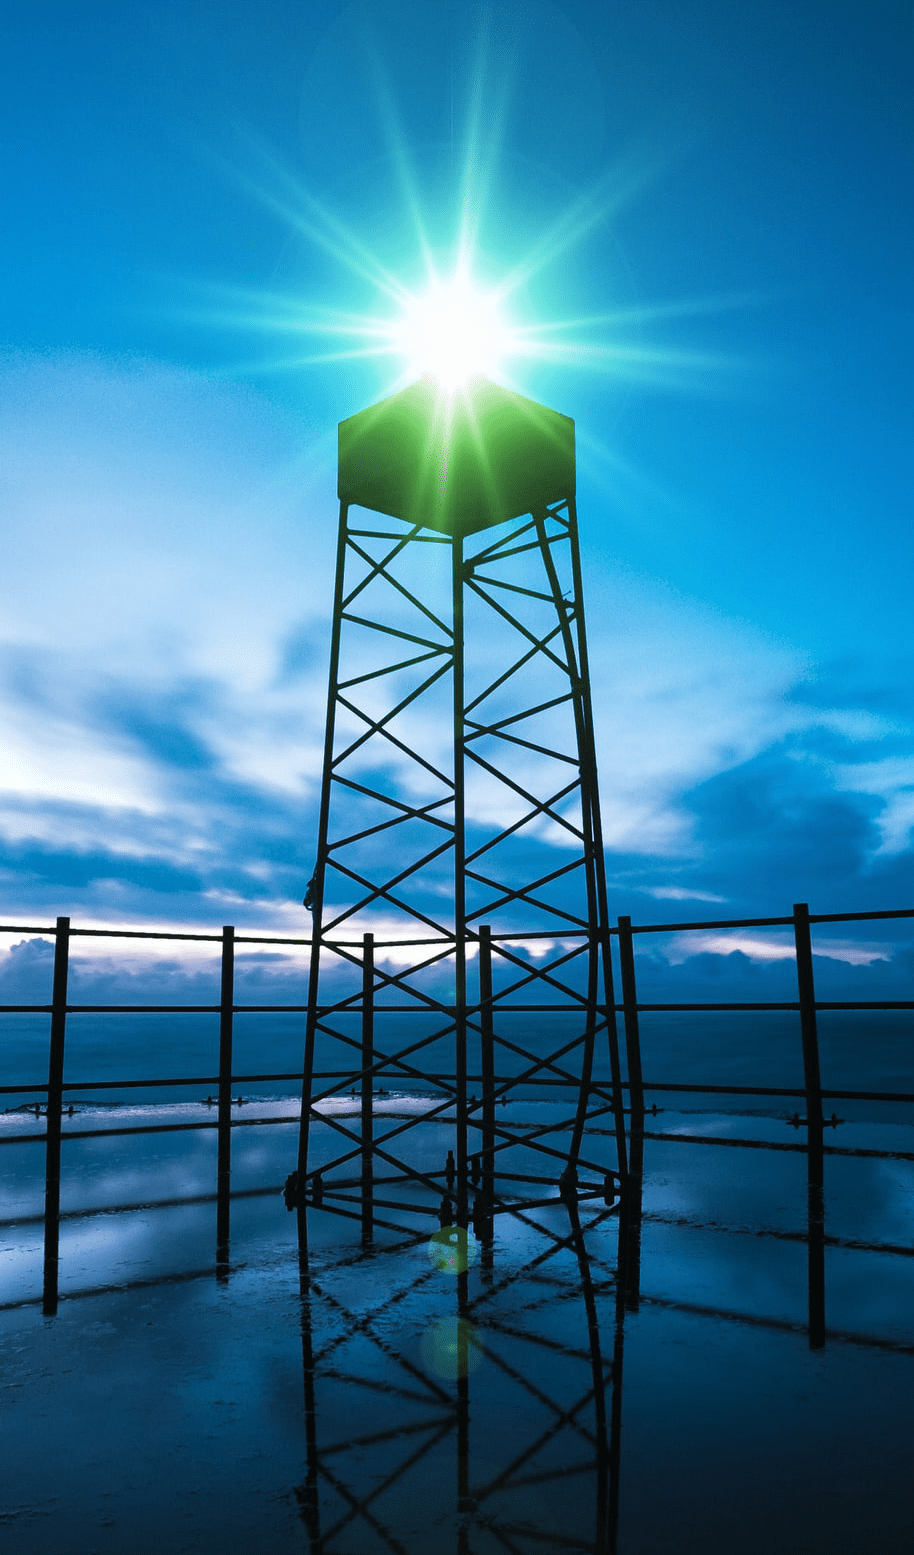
[178,35,746,405]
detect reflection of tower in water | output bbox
[294,375,629,1232]
[294,1196,634,1554]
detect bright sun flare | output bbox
[391,273,516,388]
[215,100,734,405]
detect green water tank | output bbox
[338,375,575,537]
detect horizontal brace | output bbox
[346,526,450,543]
[1,1115,299,1145]
[485,939,592,1007]
[466,894,589,930]
[464,720,580,766]
[0,1183,288,1230]
[0,1072,312,1098]
[339,612,452,652]
[468,688,576,737]
[466,515,540,566]
[49,1004,221,1015]
[337,645,448,690]
[635,1080,914,1104]
[332,694,455,791]
[4,907,907,942]
[463,622,566,717]
[463,579,571,677]
[464,779,583,865]
[326,796,454,851]
[344,533,452,638]
[466,852,589,910]
[469,573,567,606]
[625,914,795,933]
[641,1130,914,1164]
[616,1000,914,1012]
[626,1001,800,1012]
[462,746,585,844]
[288,1199,424,1235]
[329,773,453,826]
[468,528,566,569]
[337,652,452,736]
[327,833,455,906]
[0,926,226,943]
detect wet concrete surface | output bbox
[2,1102,913,1553]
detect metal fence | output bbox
[2,901,912,1318]
[617,900,914,1115]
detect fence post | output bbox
[479,925,495,1200]
[216,925,235,1266]
[617,917,644,1120]
[793,903,823,1132]
[617,916,644,1311]
[806,1129,826,1350]
[43,916,70,1316]
[793,901,825,1347]
[621,1124,644,1314]
[361,932,374,1240]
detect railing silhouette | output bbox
[2,902,912,1322]
[4,904,911,1554]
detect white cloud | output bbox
[584,566,811,854]
[0,894,315,966]
[811,709,899,741]
[830,757,914,855]
[2,700,162,811]
[581,568,914,861]
[664,930,892,966]
[646,886,728,903]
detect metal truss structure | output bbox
[295,457,628,1231]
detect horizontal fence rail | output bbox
[2,902,912,1317]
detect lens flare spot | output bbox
[420,1316,483,1380]
[428,1224,479,1274]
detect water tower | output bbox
[294,373,628,1232]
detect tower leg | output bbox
[453,529,469,1225]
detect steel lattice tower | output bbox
[295,375,628,1231]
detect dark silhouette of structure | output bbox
[294,376,629,1233]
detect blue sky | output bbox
[2,0,913,973]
